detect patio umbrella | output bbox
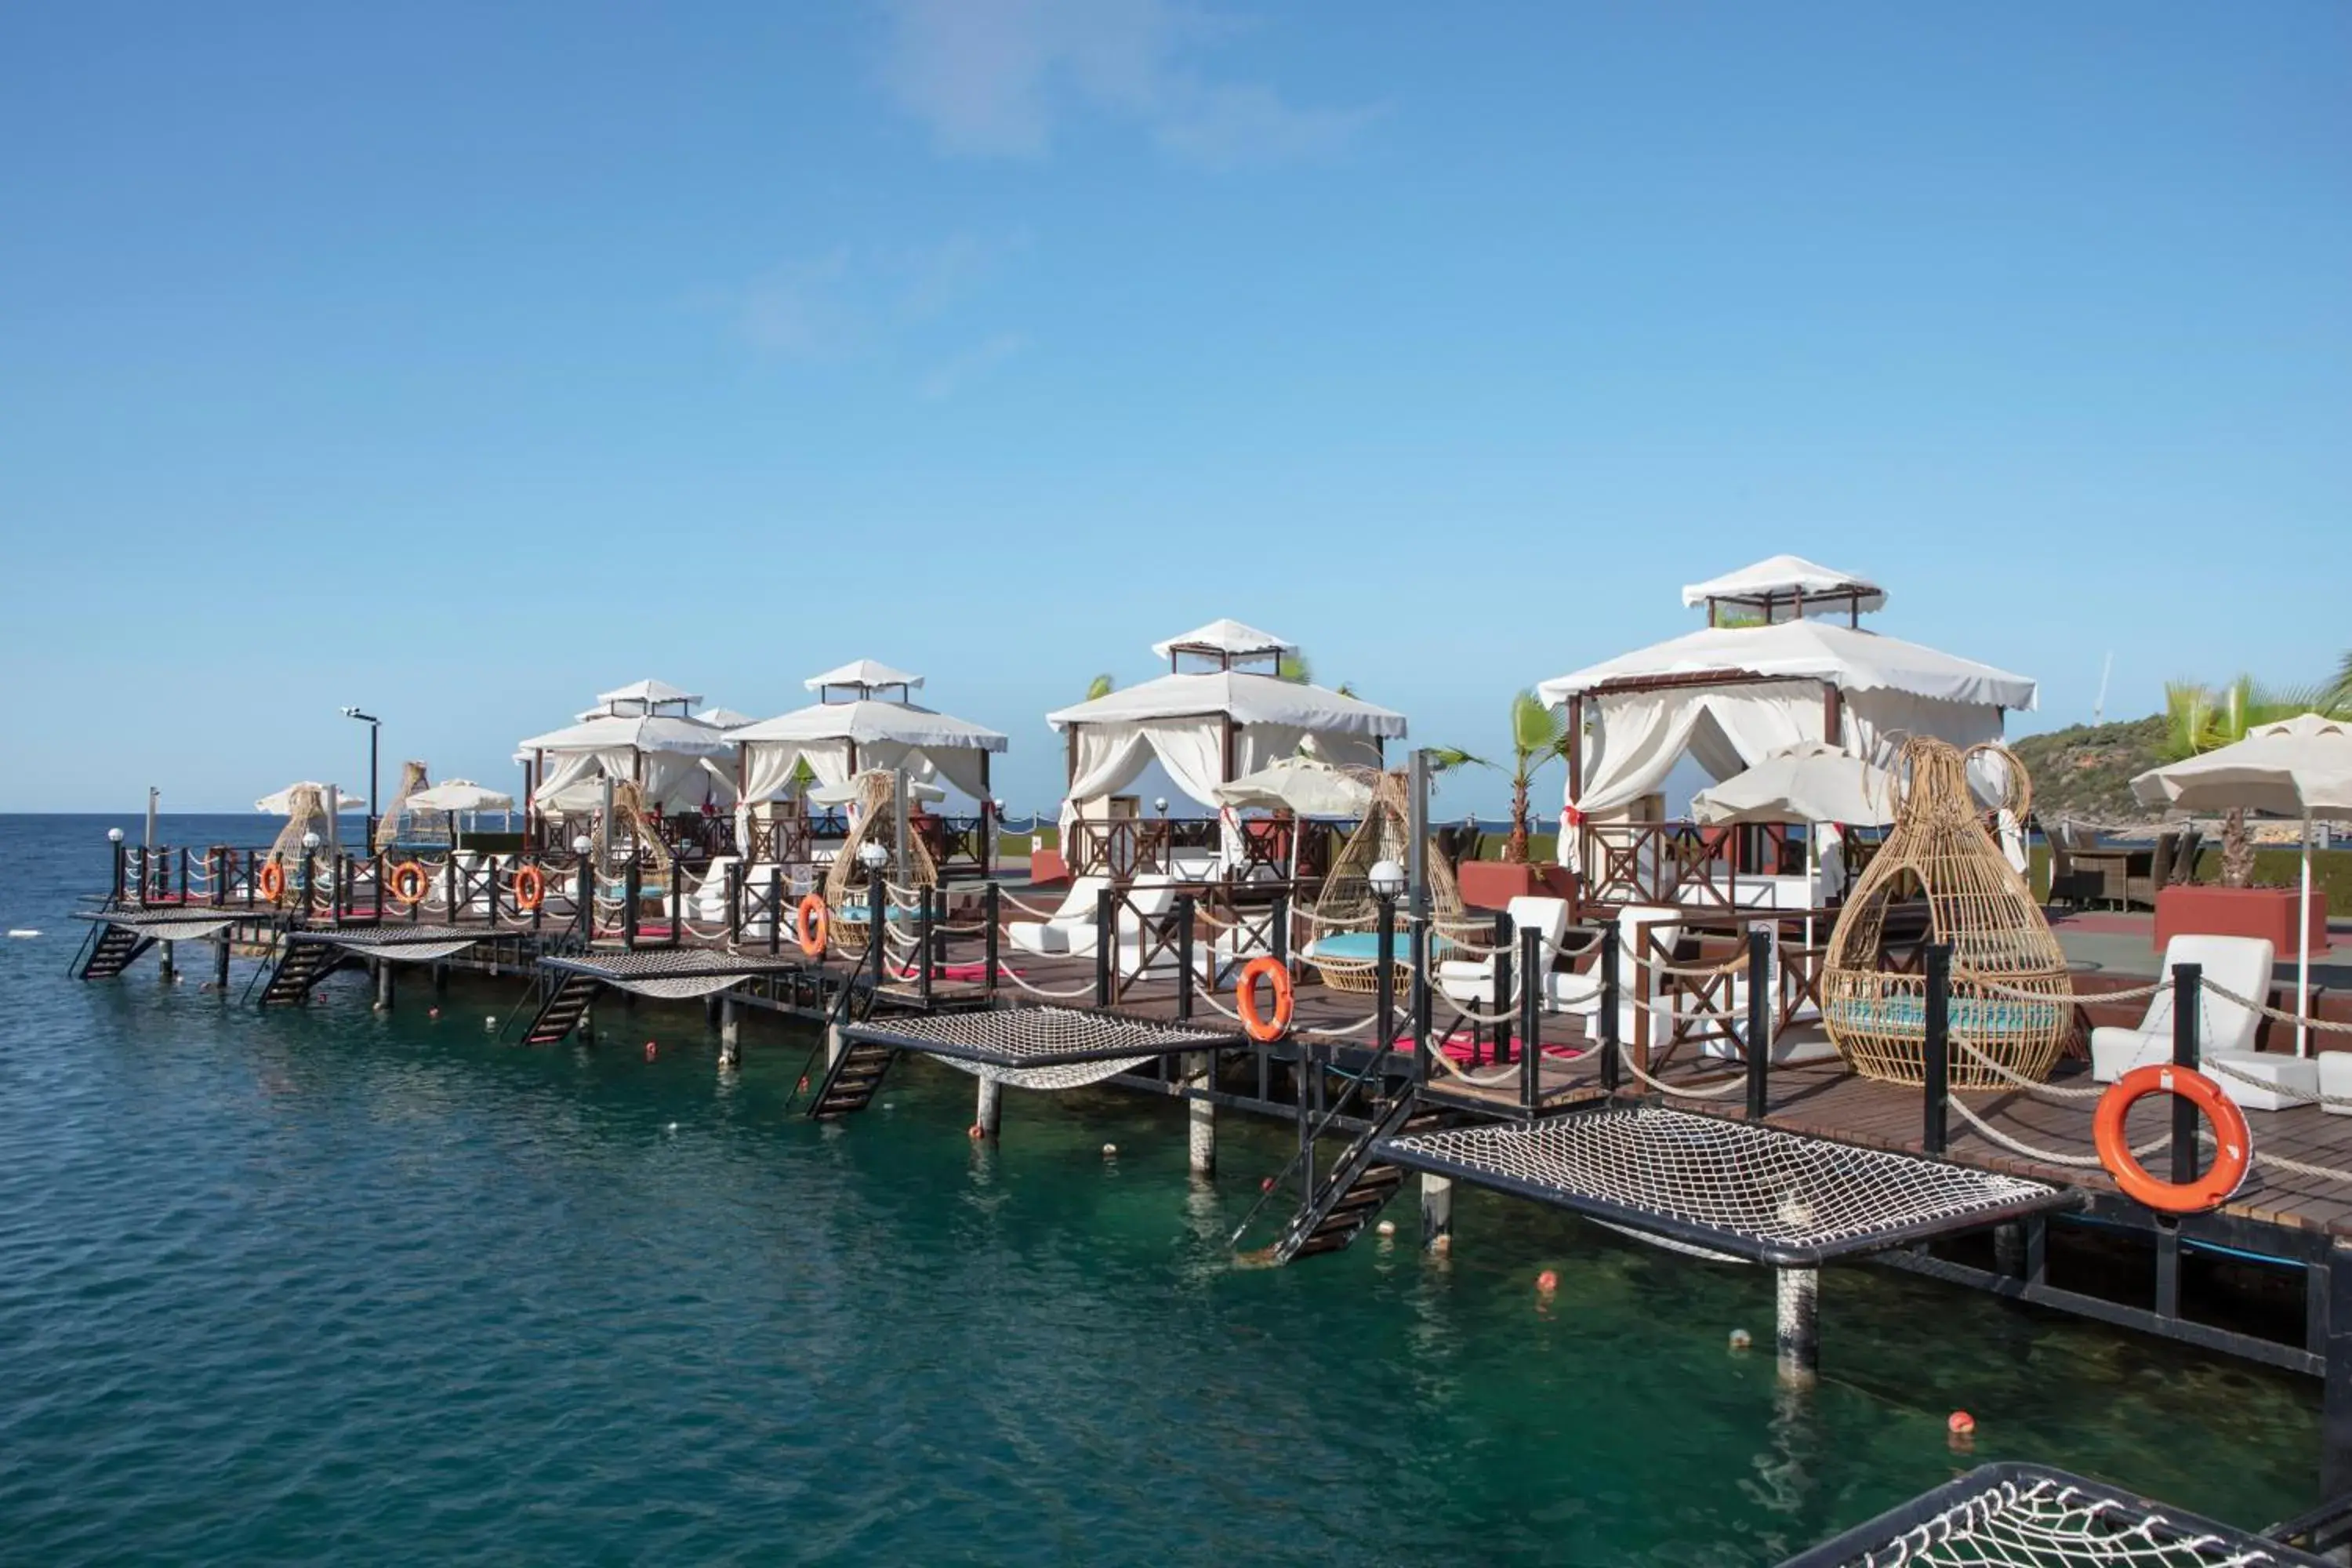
[1690,742,1897,829]
[404,780,515,814]
[255,782,365,813]
[1210,755,1375,818]
[2131,713,2352,1054]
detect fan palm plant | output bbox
[1083,673,1115,702]
[2161,674,2332,887]
[1501,689,1570,864]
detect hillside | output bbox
[2008,714,2168,826]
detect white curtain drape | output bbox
[639,752,718,812]
[534,750,603,815]
[1058,722,1158,851]
[1577,682,1826,816]
[742,738,855,803]
[860,741,992,804]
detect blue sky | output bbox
[2,2,2345,816]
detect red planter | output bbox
[1028,848,1069,887]
[2153,884,2328,954]
[1458,861,1575,909]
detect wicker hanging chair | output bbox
[1821,737,2071,1088]
[822,771,939,956]
[608,780,672,877]
[1305,771,1464,993]
[373,760,433,854]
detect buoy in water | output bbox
[1728,1329,1752,1352]
[797,1076,809,1093]
[1947,1410,1976,1437]
[1102,1142,1117,1160]
[644,1040,659,1062]
[485,1015,498,1031]
[7,929,41,939]
[1375,1219,1396,1237]
[969,1123,986,1140]
[1261,1176,1276,1192]
[427,1007,441,1021]
[1536,1269,1559,1294]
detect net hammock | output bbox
[1306,769,1464,993]
[1786,1464,2323,1567]
[822,771,938,955]
[845,1006,1231,1091]
[1822,738,2071,1090]
[373,760,434,853]
[1378,1107,2060,1265]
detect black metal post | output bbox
[1746,926,1773,1123]
[1377,895,1399,1067]
[575,853,592,938]
[767,866,783,957]
[984,883,1000,1001]
[1492,909,1515,1068]
[1174,894,1196,1022]
[179,846,190,906]
[1095,887,1113,1007]
[668,864,682,948]
[917,887,934,1004]
[135,846,149,908]
[445,855,459,925]
[1519,924,1543,1112]
[868,864,887,989]
[1923,942,1951,1156]
[2173,961,2203,1186]
[1599,920,1621,1094]
[1271,892,1290,966]
[1410,909,1432,1076]
[624,861,641,950]
[725,862,742,946]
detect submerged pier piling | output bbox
[1421,1172,1454,1252]
[373,959,393,1011]
[975,1077,1002,1139]
[1186,1051,1214,1177]
[1775,1267,1820,1388]
[719,995,739,1070]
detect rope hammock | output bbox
[1823,737,2071,1090]
[1786,1462,2322,1567]
[1306,769,1464,994]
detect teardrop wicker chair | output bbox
[822,771,939,958]
[1302,771,1465,994]
[1821,738,2071,1089]
[373,760,433,854]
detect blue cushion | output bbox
[831,904,913,924]
[1308,931,1448,962]
[1826,994,2064,1035]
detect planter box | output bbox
[1028,848,1069,887]
[2153,884,2328,954]
[1458,861,1574,910]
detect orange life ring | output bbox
[387,861,429,906]
[797,895,829,958]
[1237,956,1294,1043]
[512,863,546,913]
[2093,1064,2251,1214]
[258,861,285,902]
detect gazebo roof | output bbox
[515,713,734,757]
[1149,619,1296,662]
[728,699,1007,752]
[596,677,702,707]
[1046,670,1407,735]
[1682,555,1887,621]
[1535,619,2036,710]
[804,659,924,695]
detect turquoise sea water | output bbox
[0,815,2320,1564]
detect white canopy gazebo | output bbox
[1045,619,1408,871]
[726,662,1008,808]
[517,678,735,820]
[1535,559,2038,903]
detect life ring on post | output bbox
[387,861,428,906]
[512,864,546,914]
[1237,956,1294,1043]
[796,895,829,958]
[258,861,285,902]
[2092,1064,2252,1214]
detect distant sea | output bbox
[0,814,2320,1563]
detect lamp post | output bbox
[342,706,380,849]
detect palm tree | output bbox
[2329,651,2352,714]
[1500,688,1571,864]
[1083,673,1114,702]
[2161,674,2328,887]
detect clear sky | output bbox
[3,2,2345,816]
